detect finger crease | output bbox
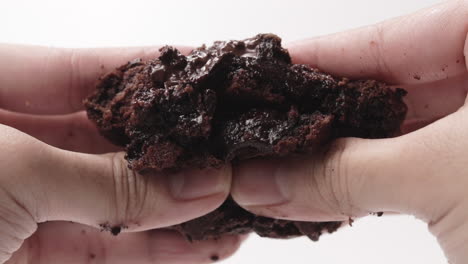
[136,173,150,221]
[372,23,395,81]
[1,189,37,227]
[110,154,123,222]
[68,49,81,113]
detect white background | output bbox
[0,0,446,263]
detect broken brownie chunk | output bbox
[84,33,407,241]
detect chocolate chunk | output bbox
[84,34,407,241]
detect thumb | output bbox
[34,151,231,229]
[0,125,231,260]
[231,103,468,223]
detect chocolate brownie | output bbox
[171,198,343,241]
[84,34,407,241]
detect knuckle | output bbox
[109,153,149,222]
[369,25,383,60]
[0,126,50,223]
[369,21,396,80]
[313,139,363,217]
[0,191,37,263]
[67,48,83,112]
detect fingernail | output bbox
[168,167,229,200]
[233,160,290,206]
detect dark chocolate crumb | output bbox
[111,226,121,236]
[348,217,354,227]
[210,255,220,261]
[370,212,384,217]
[413,74,421,80]
[89,253,96,259]
[99,223,127,236]
[99,223,108,232]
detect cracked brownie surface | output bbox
[84,34,407,241]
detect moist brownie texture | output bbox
[84,34,407,241]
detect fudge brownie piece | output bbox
[84,34,407,241]
[171,197,342,242]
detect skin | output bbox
[232,0,468,263]
[0,46,242,263]
[0,1,466,263]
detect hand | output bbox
[231,1,468,263]
[0,45,240,264]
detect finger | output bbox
[231,103,468,223]
[402,72,468,122]
[401,116,441,134]
[287,0,468,84]
[0,124,231,234]
[3,74,465,154]
[7,222,241,264]
[0,110,120,154]
[0,45,192,115]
